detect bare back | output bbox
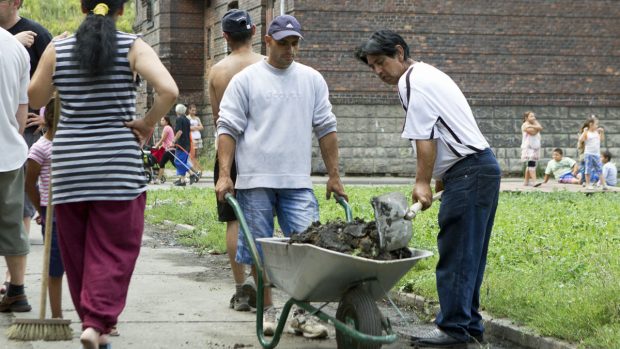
[208,50,264,126]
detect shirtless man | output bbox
[207,8,263,311]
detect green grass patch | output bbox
[146,187,620,347]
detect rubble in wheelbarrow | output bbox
[289,219,413,260]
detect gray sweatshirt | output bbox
[217,60,337,189]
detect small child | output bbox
[24,99,64,319]
[520,111,543,186]
[578,115,605,190]
[539,148,580,185]
[600,150,617,190]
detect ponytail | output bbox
[75,1,127,76]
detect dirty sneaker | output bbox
[189,174,199,185]
[241,279,257,309]
[229,292,251,312]
[263,306,278,336]
[0,293,32,313]
[289,308,328,339]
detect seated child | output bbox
[600,150,617,190]
[540,148,580,185]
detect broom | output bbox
[7,95,72,341]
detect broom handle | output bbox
[38,94,59,320]
[39,185,53,320]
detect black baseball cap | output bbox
[222,9,252,33]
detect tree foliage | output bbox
[20,0,136,36]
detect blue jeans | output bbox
[434,148,501,341]
[235,188,319,265]
[174,151,189,176]
[40,206,65,277]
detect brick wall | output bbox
[136,0,620,176]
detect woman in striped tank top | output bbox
[28,1,178,348]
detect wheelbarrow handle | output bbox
[334,194,353,223]
[404,191,443,220]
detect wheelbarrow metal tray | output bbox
[257,237,433,302]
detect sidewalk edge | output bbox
[390,291,577,349]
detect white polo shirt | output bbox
[398,62,489,179]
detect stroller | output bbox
[141,147,166,184]
[166,144,201,185]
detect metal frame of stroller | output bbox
[166,144,200,184]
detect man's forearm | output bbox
[217,134,236,178]
[415,140,437,185]
[318,132,340,178]
[17,104,28,135]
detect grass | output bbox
[145,186,620,348]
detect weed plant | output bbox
[146,187,619,347]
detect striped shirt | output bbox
[28,137,52,206]
[51,32,146,204]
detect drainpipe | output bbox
[280,0,285,15]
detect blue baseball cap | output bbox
[222,9,252,33]
[267,15,303,40]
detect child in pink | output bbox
[520,111,543,186]
[25,99,65,319]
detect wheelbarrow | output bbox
[225,193,432,349]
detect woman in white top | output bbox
[579,115,605,189]
[187,104,204,172]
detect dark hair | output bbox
[602,150,612,161]
[553,148,563,155]
[75,0,127,76]
[162,115,171,126]
[43,98,56,136]
[522,111,534,122]
[354,29,410,65]
[582,115,598,129]
[226,30,252,44]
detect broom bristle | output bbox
[7,318,73,341]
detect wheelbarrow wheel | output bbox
[335,286,383,349]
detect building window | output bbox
[206,27,212,59]
[141,0,153,24]
[228,1,238,10]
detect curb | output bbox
[162,219,194,231]
[390,291,577,349]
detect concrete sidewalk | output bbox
[155,169,620,193]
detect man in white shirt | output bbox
[0,26,32,313]
[356,29,500,348]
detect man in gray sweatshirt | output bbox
[215,15,347,338]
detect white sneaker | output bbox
[289,308,328,339]
[587,185,594,190]
[263,306,278,336]
[602,185,609,191]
